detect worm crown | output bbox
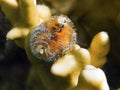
[30,15,77,62]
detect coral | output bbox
[51,44,90,87]
[0,0,110,90]
[88,31,110,67]
[0,0,51,48]
[74,65,110,90]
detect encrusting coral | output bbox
[0,0,110,90]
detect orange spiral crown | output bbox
[30,15,77,61]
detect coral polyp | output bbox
[30,15,77,61]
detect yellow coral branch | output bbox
[51,44,90,86]
[88,31,110,67]
[19,0,40,27]
[0,0,18,25]
[0,0,51,48]
[75,65,110,90]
